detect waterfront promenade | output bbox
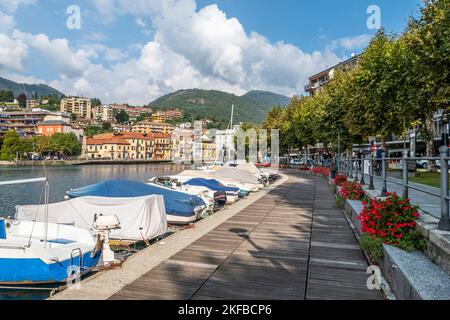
[53,172,382,300]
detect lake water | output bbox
[0,163,190,300]
[0,163,190,217]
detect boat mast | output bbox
[44,179,49,249]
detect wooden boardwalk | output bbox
[110,173,383,300]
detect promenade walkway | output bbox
[110,172,382,300]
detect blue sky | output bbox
[0,0,423,104]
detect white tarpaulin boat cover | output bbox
[15,195,167,241]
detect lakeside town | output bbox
[0,0,449,309]
[0,96,221,163]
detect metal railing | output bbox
[336,146,450,231]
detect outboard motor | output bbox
[92,214,121,265]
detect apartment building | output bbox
[60,96,92,119]
[304,54,359,96]
[202,135,216,163]
[92,105,114,122]
[153,132,172,161]
[0,110,70,137]
[26,99,40,109]
[132,121,175,135]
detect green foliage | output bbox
[91,98,102,107]
[114,110,130,124]
[16,93,27,108]
[360,234,384,262]
[0,76,64,100]
[263,0,449,155]
[335,195,345,209]
[149,89,290,127]
[0,131,32,160]
[0,90,15,102]
[84,124,114,137]
[34,133,81,156]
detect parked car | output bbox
[416,160,429,169]
[435,160,450,168]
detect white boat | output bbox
[177,170,259,193]
[0,178,115,285]
[0,219,102,284]
[173,174,240,204]
[16,195,167,242]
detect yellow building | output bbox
[60,96,92,119]
[132,121,174,135]
[202,135,216,163]
[85,132,155,160]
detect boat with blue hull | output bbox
[0,178,104,285]
[66,180,206,225]
[0,220,101,284]
[184,178,242,204]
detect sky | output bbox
[0,0,423,105]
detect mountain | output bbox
[149,89,291,126]
[242,90,291,107]
[0,77,65,99]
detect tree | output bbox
[34,135,52,155]
[402,0,450,156]
[49,133,81,157]
[115,110,130,124]
[16,93,27,108]
[0,90,14,102]
[0,131,32,161]
[91,98,102,107]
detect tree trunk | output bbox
[425,108,436,157]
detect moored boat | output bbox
[65,180,206,225]
[183,178,240,204]
[0,177,109,285]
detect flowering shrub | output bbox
[333,175,348,186]
[312,167,330,177]
[358,192,425,258]
[340,181,365,200]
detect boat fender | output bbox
[0,219,6,240]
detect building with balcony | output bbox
[304,54,359,96]
[132,121,175,135]
[60,96,92,119]
[26,99,40,109]
[0,110,70,137]
[84,132,155,160]
[92,105,114,122]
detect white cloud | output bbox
[0,11,15,32]
[331,34,373,50]
[12,30,91,78]
[4,0,349,105]
[0,0,35,12]
[0,34,27,71]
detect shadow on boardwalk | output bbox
[110,171,383,300]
